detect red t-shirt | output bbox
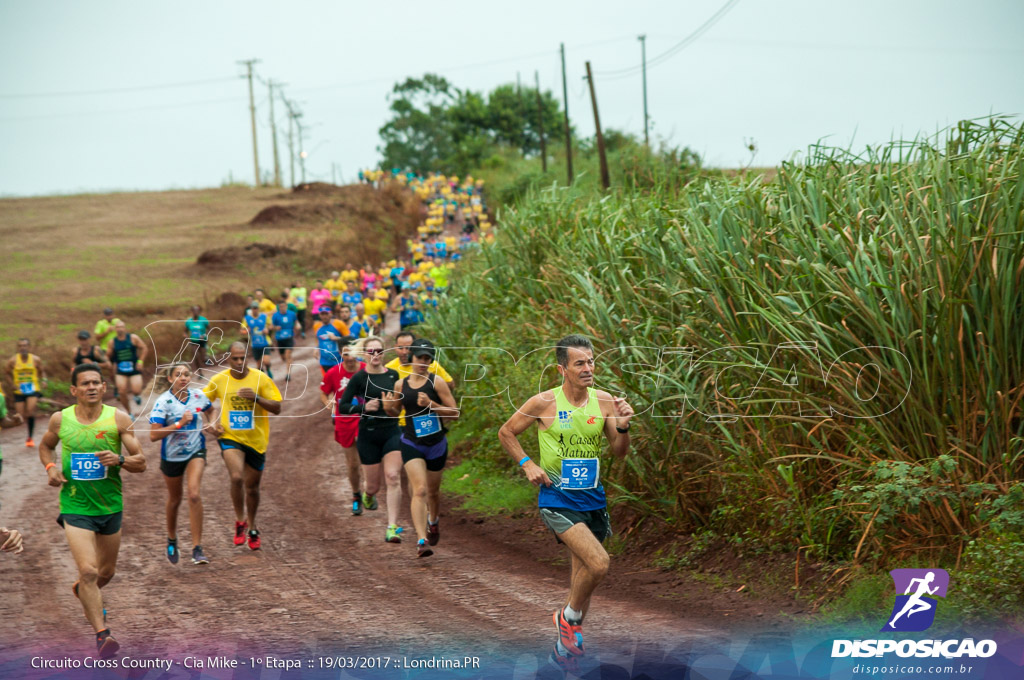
[320,362,365,432]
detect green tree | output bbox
[378,74,459,174]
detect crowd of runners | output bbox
[0,170,633,674]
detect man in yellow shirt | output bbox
[364,290,387,324]
[326,271,344,306]
[341,264,359,285]
[254,288,277,316]
[5,338,47,447]
[203,342,282,551]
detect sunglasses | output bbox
[363,348,384,355]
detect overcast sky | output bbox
[1,0,1022,196]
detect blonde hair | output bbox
[152,363,192,395]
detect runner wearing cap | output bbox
[149,363,214,565]
[106,321,147,414]
[6,339,48,447]
[203,342,282,550]
[386,339,458,558]
[313,307,349,377]
[72,331,111,372]
[319,341,366,515]
[93,308,121,353]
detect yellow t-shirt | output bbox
[418,261,435,274]
[341,269,359,283]
[326,278,344,299]
[258,298,278,315]
[203,368,282,454]
[364,297,386,320]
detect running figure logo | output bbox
[882,568,949,632]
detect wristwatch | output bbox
[118,454,125,466]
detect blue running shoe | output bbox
[166,539,179,565]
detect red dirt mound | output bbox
[251,205,299,224]
[196,242,296,266]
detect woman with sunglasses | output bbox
[385,339,458,558]
[335,337,406,543]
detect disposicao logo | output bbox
[882,568,949,632]
[831,568,998,659]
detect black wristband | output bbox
[616,425,630,433]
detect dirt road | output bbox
[0,344,741,669]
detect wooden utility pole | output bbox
[560,43,574,185]
[534,71,547,172]
[639,35,650,147]
[268,80,282,186]
[516,72,525,151]
[238,59,261,186]
[285,101,295,188]
[585,61,610,190]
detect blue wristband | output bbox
[519,456,531,467]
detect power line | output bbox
[0,76,240,99]
[0,95,246,122]
[596,0,741,80]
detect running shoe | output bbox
[247,529,261,551]
[25,438,35,448]
[233,520,248,546]
[549,645,580,674]
[134,395,142,406]
[96,630,119,659]
[362,492,378,511]
[553,609,585,656]
[166,539,179,564]
[417,538,433,558]
[192,546,209,565]
[427,519,440,546]
[385,525,402,543]
[351,496,363,516]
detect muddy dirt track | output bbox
[0,338,798,671]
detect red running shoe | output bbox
[553,608,584,656]
[247,529,261,551]
[427,519,440,546]
[233,520,248,546]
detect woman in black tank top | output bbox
[385,339,458,557]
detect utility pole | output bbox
[639,35,649,147]
[585,61,610,190]
[331,162,337,185]
[268,80,283,186]
[238,59,261,186]
[295,112,306,184]
[534,71,547,172]
[284,98,295,188]
[560,43,574,185]
[516,72,525,152]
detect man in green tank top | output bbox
[498,334,634,671]
[38,362,146,659]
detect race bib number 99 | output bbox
[412,413,441,438]
[560,458,599,490]
[229,410,254,430]
[70,453,107,481]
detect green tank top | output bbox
[537,386,606,510]
[58,404,123,515]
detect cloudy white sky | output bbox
[1,0,1022,196]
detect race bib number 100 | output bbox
[70,453,107,481]
[229,410,254,430]
[560,458,599,490]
